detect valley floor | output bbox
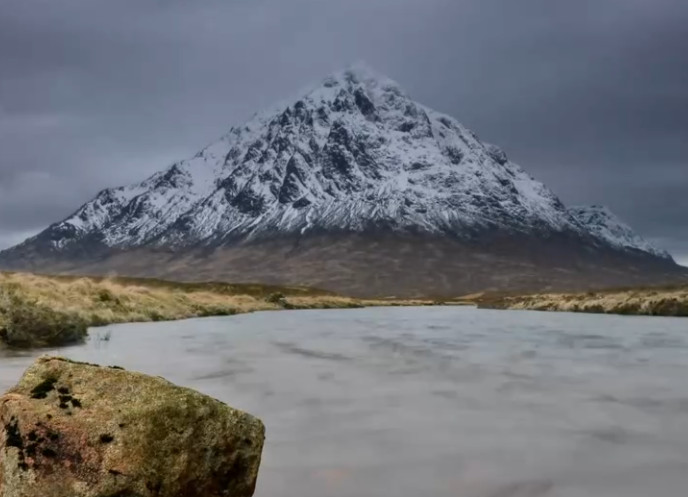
[0,271,444,349]
[475,285,688,317]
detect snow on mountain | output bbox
[7,65,669,260]
[568,205,671,259]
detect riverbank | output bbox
[475,284,688,316]
[0,271,444,348]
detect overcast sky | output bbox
[1,0,686,264]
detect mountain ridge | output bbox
[0,65,683,296]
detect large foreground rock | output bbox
[0,356,265,497]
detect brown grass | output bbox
[0,271,451,348]
[474,284,688,317]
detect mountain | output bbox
[568,205,671,259]
[1,65,685,296]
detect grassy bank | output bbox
[0,271,442,348]
[475,284,688,317]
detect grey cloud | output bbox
[0,0,686,260]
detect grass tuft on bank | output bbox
[0,271,444,349]
[475,284,688,317]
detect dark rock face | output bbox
[0,357,265,497]
[278,154,309,204]
[485,143,508,165]
[353,88,376,118]
[230,187,266,216]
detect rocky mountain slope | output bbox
[1,66,684,296]
[568,205,670,259]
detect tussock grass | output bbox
[0,291,88,348]
[475,285,688,317]
[0,271,446,348]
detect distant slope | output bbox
[5,232,684,298]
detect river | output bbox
[2,306,688,496]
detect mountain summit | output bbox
[1,66,683,296]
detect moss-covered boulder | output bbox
[0,356,265,497]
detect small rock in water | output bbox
[0,355,265,497]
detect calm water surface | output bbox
[2,307,688,497]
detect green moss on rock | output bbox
[0,356,265,497]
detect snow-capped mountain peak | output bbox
[4,66,671,263]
